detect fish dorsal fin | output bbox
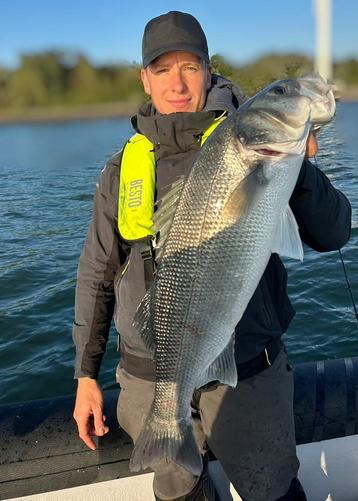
[271,205,304,261]
[195,336,237,389]
[133,176,186,353]
[153,176,186,259]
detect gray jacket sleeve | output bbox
[72,151,128,379]
[290,159,351,251]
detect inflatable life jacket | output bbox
[117,113,227,242]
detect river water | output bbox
[0,103,357,404]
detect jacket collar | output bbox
[130,74,246,157]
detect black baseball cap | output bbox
[142,11,210,68]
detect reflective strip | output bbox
[312,360,325,442]
[200,112,227,146]
[344,357,356,436]
[118,113,227,241]
[264,347,272,366]
[120,259,130,278]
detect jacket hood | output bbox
[204,74,246,113]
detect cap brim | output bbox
[143,43,210,68]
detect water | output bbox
[0,104,357,404]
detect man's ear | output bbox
[206,65,212,90]
[141,68,151,96]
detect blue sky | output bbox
[1,0,357,68]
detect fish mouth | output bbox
[247,135,309,157]
[255,148,282,157]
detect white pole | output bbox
[314,0,332,81]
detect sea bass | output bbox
[129,74,336,475]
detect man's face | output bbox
[140,51,212,114]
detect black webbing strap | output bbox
[139,239,156,290]
[120,342,156,381]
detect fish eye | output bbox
[273,86,286,95]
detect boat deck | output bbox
[8,435,358,501]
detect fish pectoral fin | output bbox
[271,205,304,261]
[222,163,267,225]
[195,336,237,389]
[133,289,155,353]
[153,176,186,259]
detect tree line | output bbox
[0,51,357,110]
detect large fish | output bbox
[129,74,336,475]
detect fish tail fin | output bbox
[129,414,202,476]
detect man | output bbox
[73,11,351,501]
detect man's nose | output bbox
[170,69,187,93]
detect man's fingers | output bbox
[73,379,109,450]
[102,414,109,434]
[81,434,96,450]
[77,418,97,450]
[93,406,109,436]
[306,133,318,158]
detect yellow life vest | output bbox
[118,113,227,241]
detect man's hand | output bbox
[305,131,318,158]
[73,377,109,450]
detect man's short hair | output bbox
[142,11,210,68]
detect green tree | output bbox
[0,66,11,108]
[210,54,233,80]
[3,51,68,108]
[111,63,143,102]
[334,59,358,86]
[7,66,47,107]
[68,55,100,104]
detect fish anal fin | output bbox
[271,205,304,261]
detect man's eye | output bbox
[154,68,169,75]
[185,65,199,72]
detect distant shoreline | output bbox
[0,90,357,125]
[0,101,140,125]
[338,87,358,102]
